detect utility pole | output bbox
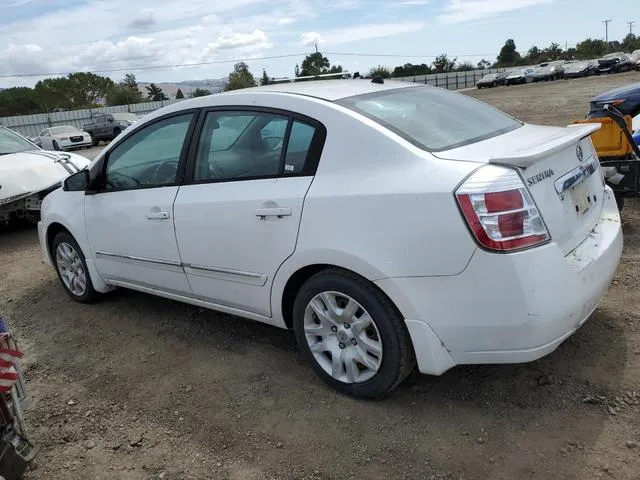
[628,20,636,35]
[603,19,612,46]
[314,43,318,53]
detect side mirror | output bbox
[63,169,91,192]
[107,118,114,123]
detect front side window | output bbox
[103,113,193,191]
[194,111,318,182]
[337,86,523,152]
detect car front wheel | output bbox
[52,232,99,303]
[293,269,415,399]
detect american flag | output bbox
[0,317,22,393]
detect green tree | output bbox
[477,59,491,70]
[542,42,562,61]
[192,88,211,97]
[224,62,256,91]
[391,63,432,77]
[176,88,184,99]
[496,39,521,66]
[454,62,475,71]
[297,52,344,79]
[0,87,41,116]
[432,54,456,73]
[574,38,607,59]
[34,72,115,110]
[66,72,115,105]
[622,34,640,52]
[34,77,72,111]
[146,83,168,101]
[368,65,392,78]
[106,74,143,106]
[260,69,270,86]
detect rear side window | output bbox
[193,111,323,182]
[337,86,522,151]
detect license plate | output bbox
[570,182,590,216]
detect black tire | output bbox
[52,140,60,151]
[113,127,121,139]
[51,231,99,303]
[292,269,416,399]
[615,195,625,212]
[91,134,99,147]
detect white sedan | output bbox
[37,80,623,398]
[36,126,92,151]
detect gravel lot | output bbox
[2,72,640,480]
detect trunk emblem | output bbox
[576,144,584,162]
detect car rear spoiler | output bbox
[488,123,601,168]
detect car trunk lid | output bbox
[435,123,604,255]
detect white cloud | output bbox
[215,29,271,50]
[438,0,553,24]
[300,32,325,46]
[394,0,430,5]
[277,17,296,26]
[303,21,426,47]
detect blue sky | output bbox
[0,0,637,88]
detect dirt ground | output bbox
[2,71,640,480]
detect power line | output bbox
[324,51,500,58]
[0,53,311,79]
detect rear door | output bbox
[173,108,326,317]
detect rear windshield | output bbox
[337,86,522,151]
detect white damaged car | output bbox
[0,126,91,225]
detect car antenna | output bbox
[371,76,384,84]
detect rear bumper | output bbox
[376,186,623,374]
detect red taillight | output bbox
[456,166,550,252]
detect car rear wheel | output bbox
[293,269,415,399]
[113,127,121,139]
[52,232,99,303]
[90,134,99,147]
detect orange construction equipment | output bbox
[573,115,635,159]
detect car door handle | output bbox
[145,209,170,220]
[255,207,292,218]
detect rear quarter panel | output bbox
[265,96,480,323]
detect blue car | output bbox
[588,82,640,119]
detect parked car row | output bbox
[27,112,142,151]
[477,52,640,89]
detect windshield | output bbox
[337,86,522,151]
[0,127,38,155]
[112,113,138,121]
[481,74,497,81]
[50,126,79,134]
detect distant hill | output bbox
[136,79,226,100]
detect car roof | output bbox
[218,79,422,101]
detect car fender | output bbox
[40,189,112,293]
[270,247,391,327]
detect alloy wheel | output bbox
[303,291,383,383]
[55,242,87,297]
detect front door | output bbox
[173,109,324,316]
[85,111,197,294]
